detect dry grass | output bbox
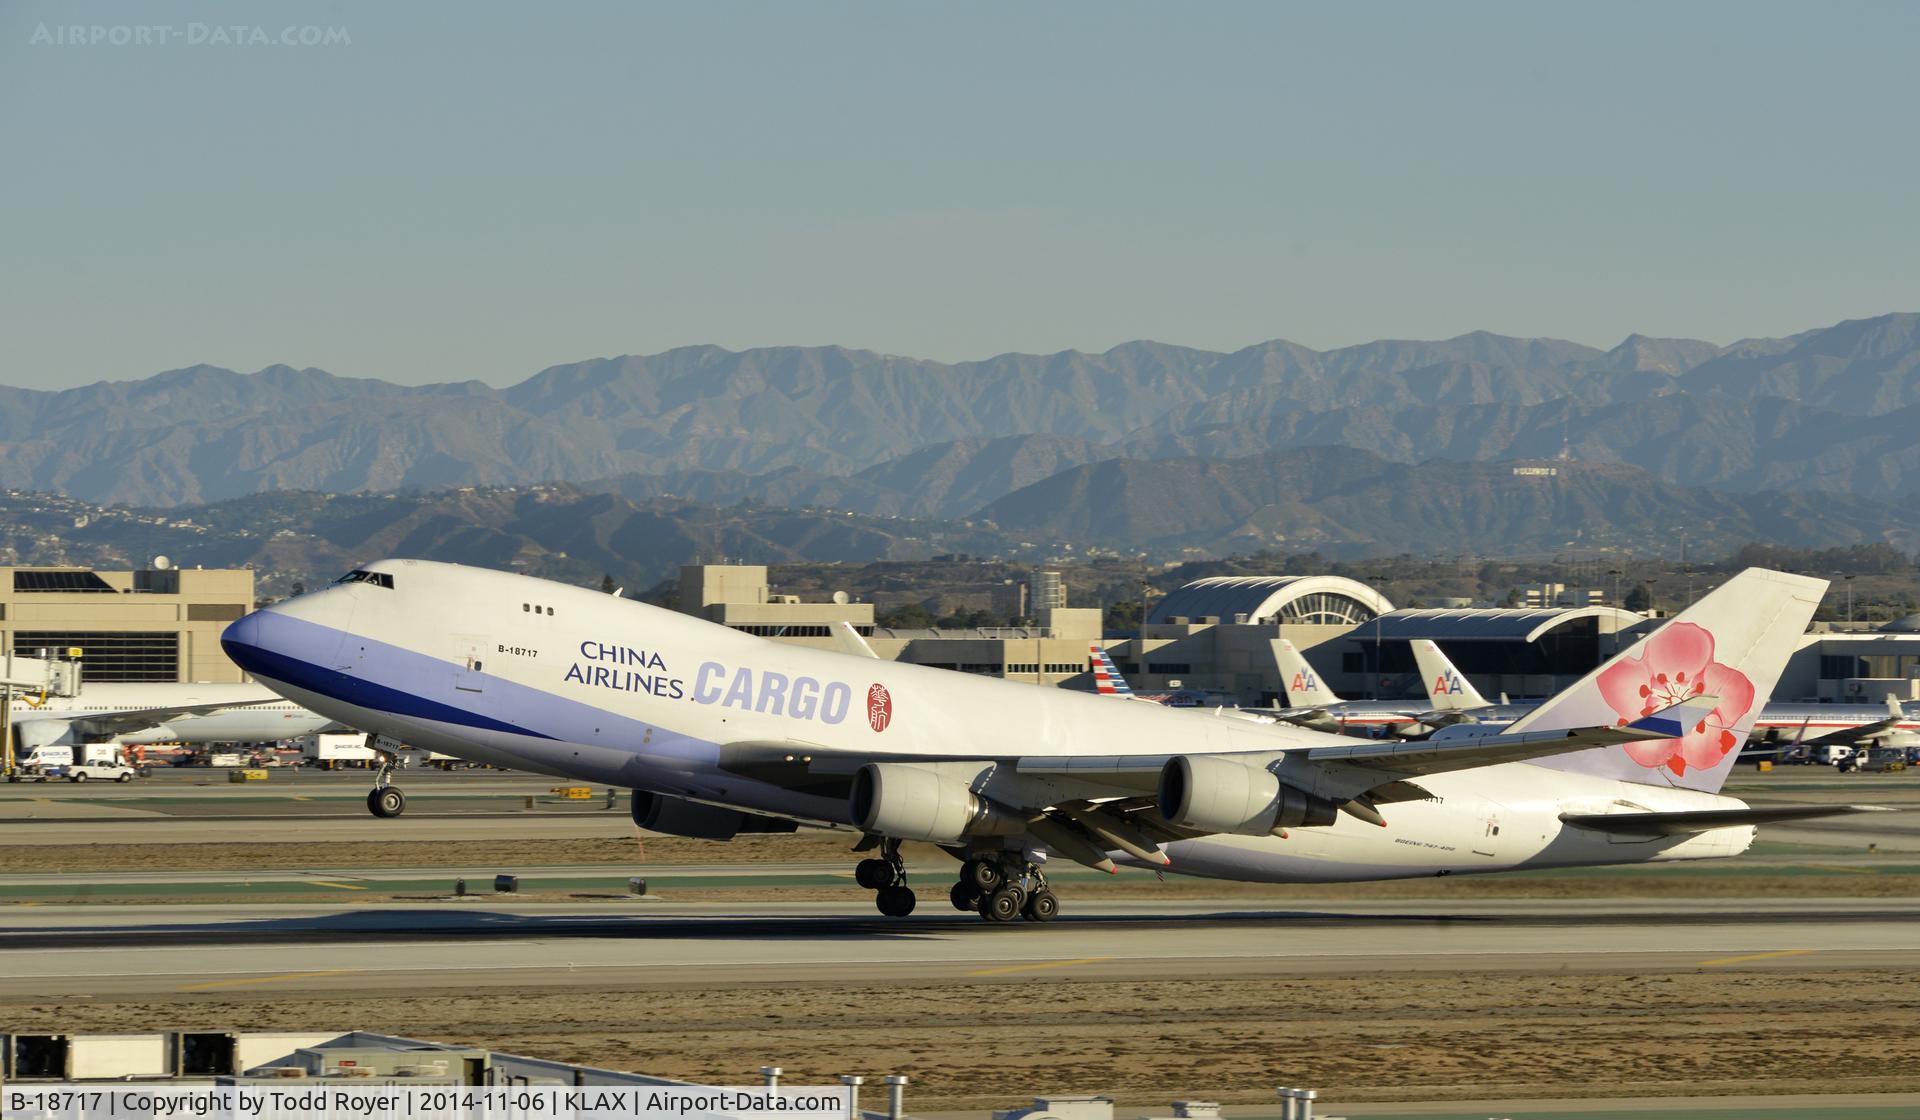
[8,969,1916,1108]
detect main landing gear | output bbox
[855,839,916,917]
[366,751,406,819]
[949,854,1058,923]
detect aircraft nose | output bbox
[220,609,272,678]
[222,588,363,698]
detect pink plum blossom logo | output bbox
[1597,622,1754,777]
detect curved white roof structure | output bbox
[1367,606,1643,643]
[1147,575,1393,627]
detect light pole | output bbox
[1609,568,1622,608]
[1371,579,1385,700]
[1845,574,1856,627]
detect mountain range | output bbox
[3,311,1917,560]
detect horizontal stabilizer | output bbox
[1560,804,1893,836]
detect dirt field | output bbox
[7,968,1916,1108]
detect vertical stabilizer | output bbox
[1088,645,1134,698]
[1514,568,1826,793]
[1411,639,1489,712]
[1272,640,1343,707]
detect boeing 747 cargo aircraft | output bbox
[221,562,1880,921]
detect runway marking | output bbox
[1804,863,1876,875]
[967,956,1112,977]
[1699,948,1813,967]
[305,880,368,891]
[177,969,363,992]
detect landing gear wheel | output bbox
[965,859,1004,892]
[983,887,1024,922]
[875,885,917,917]
[949,881,982,912]
[368,787,406,818]
[855,858,895,890]
[1023,890,1059,922]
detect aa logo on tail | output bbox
[1291,671,1317,691]
[1434,672,1463,695]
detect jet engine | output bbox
[848,763,1022,845]
[630,790,797,841]
[1157,754,1337,836]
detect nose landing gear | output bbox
[951,855,1057,922]
[856,839,916,917]
[366,751,405,818]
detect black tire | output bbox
[949,881,982,912]
[72,772,88,783]
[983,887,1023,922]
[1023,890,1059,922]
[854,858,894,890]
[116,772,133,783]
[875,885,916,917]
[368,787,406,818]
[966,859,1003,891]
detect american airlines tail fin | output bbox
[1513,568,1826,794]
[1410,640,1488,712]
[1089,645,1134,697]
[1272,640,1342,707]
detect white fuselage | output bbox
[9,683,335,746]
[223,561,1752,883]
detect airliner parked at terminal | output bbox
[1268,639,1435,736]
[8,684,337,757]
[222,562,1879,921]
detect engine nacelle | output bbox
[848,763,1021,845]
[1158,754,1337,836]
[630,790,797,841]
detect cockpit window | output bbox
[334,569,395,589]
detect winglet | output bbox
[1626,693,1720,739]
[829,621,879,659]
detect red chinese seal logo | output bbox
[867,682,893,732]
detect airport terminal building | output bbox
[0,565,254,683]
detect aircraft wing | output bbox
[1795,694,1908,746]
[719,695,1711,825]
[67,699,283,739]
[1300,719,1682,779]
[1559,804,1893,836]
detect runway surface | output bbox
[1,896,1914,998]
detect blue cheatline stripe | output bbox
[224,632,555,741]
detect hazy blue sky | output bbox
[3,1,1916,389]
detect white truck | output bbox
[11,743,73,781]
[1809,743,1857,768]
[303,731,377,769]
[67,742,138,783]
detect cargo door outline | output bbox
[452,635,491,696]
